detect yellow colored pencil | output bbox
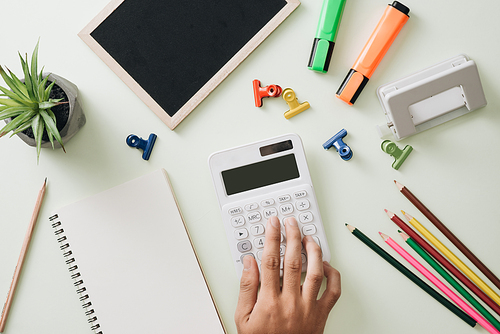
[402,211,500,307]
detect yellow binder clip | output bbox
[283,88,310,119]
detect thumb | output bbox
[235,255,259,323]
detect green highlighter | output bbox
[308,0,346,73]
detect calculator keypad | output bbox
[227,189,322,276]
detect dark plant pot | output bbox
[9,73,86,148]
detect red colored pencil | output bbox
[385,209,500,315]
[395,180,500,291]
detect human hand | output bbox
[235,216,341,334]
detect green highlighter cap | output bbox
[308,0,347,73]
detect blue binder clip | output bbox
[126,133,157,160]
[323,129,352,161]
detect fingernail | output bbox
[286,217,297,226]
[243,256,252,271]
[269,216,280,228]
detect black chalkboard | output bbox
[80,0,300,129]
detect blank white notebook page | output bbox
[51,169,225,333]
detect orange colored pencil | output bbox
[0,178,47,332]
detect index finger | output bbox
[259,216,282,297]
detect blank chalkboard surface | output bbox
[79,0,300,129]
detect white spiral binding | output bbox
[50,214,102,334]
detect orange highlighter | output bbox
[336,1,410,105]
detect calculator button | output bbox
[257,251,263,260]
[301,253,307,264]
[261,199,275,207]
[298,212,313,224]
[231,216,246,227]
[278,195,291,203]
[247,212,262,224]
[234,228,248,240]
[294,191,307,199]
[240,253,255,263]
[237,240,252,253]
[245,203,259,211]
[302,224,317,236]
[295,199,310,211]
[279,203,294,215]
[281,233,285,243]
[250,224,265,236]
[254,237,265,249]
[263,207,278,219]
[228,207,243,215]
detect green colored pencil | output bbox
[346,224,476,327]
[400,231,500,331]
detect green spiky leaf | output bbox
[39,109,64,152]
[0,106,32,121]
[31,41,39,84]
[10,121,32,136]
[0,110,36,137]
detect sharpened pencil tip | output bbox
[394,180,404,191]
[384,209,394,217]
[403,212,413,221]
[379,232,389,240]
[346,224,355,233]
[398,231,410,241]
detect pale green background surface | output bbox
[1,0,499,333]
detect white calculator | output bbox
[209,133,331,279]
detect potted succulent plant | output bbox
[0,42,85,162]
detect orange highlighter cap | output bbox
[337,1,410,105]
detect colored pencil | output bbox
[385,209,500,316]
[400,231,500,332]
[395,180,500,291]
[382,232,500,334]
[346,224,476,327]
[403,211,500,307]
[0,179,47,333]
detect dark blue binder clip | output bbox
[126,133,157,160]
[323,129,352,161]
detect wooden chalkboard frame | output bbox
[79,0,300,130]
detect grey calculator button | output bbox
[295,199,310,211]
[229,207,243,215]
[278,195,291,202]
[237,240,252,253]
[294,191,307,198]
[299,211,313,224]
[240,253,255,263]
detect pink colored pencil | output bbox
[380,232,500,334]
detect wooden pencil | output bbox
[385,209,500,316]
[395,180,500,291]
[400,231,500,332]
[403,211,500,306]
[0,178,47,333]
[346,224,476,327]
[382,233,500,334]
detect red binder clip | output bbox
[253,79,282,107]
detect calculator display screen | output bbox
[221,154,300,196]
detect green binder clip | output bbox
[381,140,413,170]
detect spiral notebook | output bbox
[49,169,225,334]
